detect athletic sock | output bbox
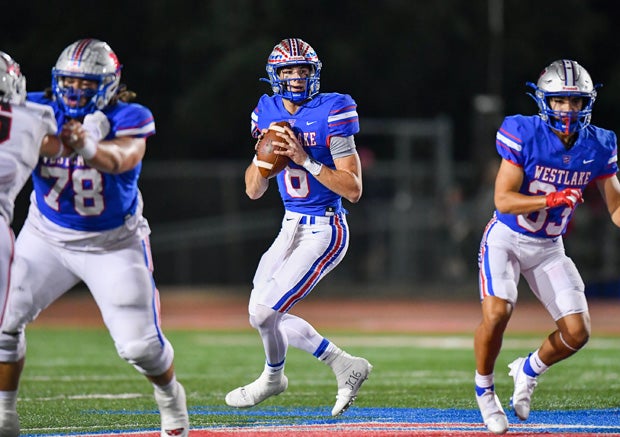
[153,375,178,397]
[321,343,344,366]
[0,391,17,411]
[475,371,494,392]
[524,350,548,377]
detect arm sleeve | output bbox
[330,135,357,159]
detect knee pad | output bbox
[0,329,25,362]
[116,336,174,376]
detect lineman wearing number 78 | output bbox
[474,59,620,435]
[0,39,189,437]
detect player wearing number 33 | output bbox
[474,59,620,434]
[0,40,189,437]
[225,38,372,416]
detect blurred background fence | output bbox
[12,116,620,299]
[7,0,620,299]
[99,117,620,298]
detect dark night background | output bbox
[5,0,620,163]
[4,0,620,291]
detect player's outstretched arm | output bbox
[60,120,145,174]
[87,136,146,174]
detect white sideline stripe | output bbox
[193,335,620,350]
[337,336,620,349]
[517,423,620,430]
[21,393,145,401]
[26,375,143,381]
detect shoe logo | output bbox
[311,230,322,234]
[306,121,317,126]
[164,428,186,436]
[344,370,364,390]
[583,159,594,164]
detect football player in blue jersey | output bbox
[225,38,372,416]
[474,60,620,434]
[0,39,189,437]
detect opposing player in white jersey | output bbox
[225,38,372,416]
[0,40,189,437]
[474,59,620,434]
[0,51,68,435]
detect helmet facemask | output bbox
[527,59,597,135]
[272,63,319,103]
[52,39,122,118]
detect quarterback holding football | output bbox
[226,38,372,417]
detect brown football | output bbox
[255,121,291,179]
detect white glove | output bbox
[82,110,110,142]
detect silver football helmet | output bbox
[527,59,597,134]
[0,51,26,104]
[52,39,122,118]
[261,38,322,103]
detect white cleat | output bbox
[508,356,538,421]
[225,372,288,408]
[330,352,373,416]
[476,387,508,435]
[155,381,189,437]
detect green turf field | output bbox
[18,327,620,434]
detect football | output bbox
[254,121,291,179]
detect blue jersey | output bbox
[495,115,618,238]
[251,93,359,216]
[27,92,155,231]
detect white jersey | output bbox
[0,101,57,224]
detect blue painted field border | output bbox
[67,406,620,435]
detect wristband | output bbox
[302,156,323,176]
[78,136,98,160]
[252,155,260,167]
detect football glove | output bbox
[545,188,584,208]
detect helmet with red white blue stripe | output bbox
[52,39,122,118]
[263,38,321,103]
